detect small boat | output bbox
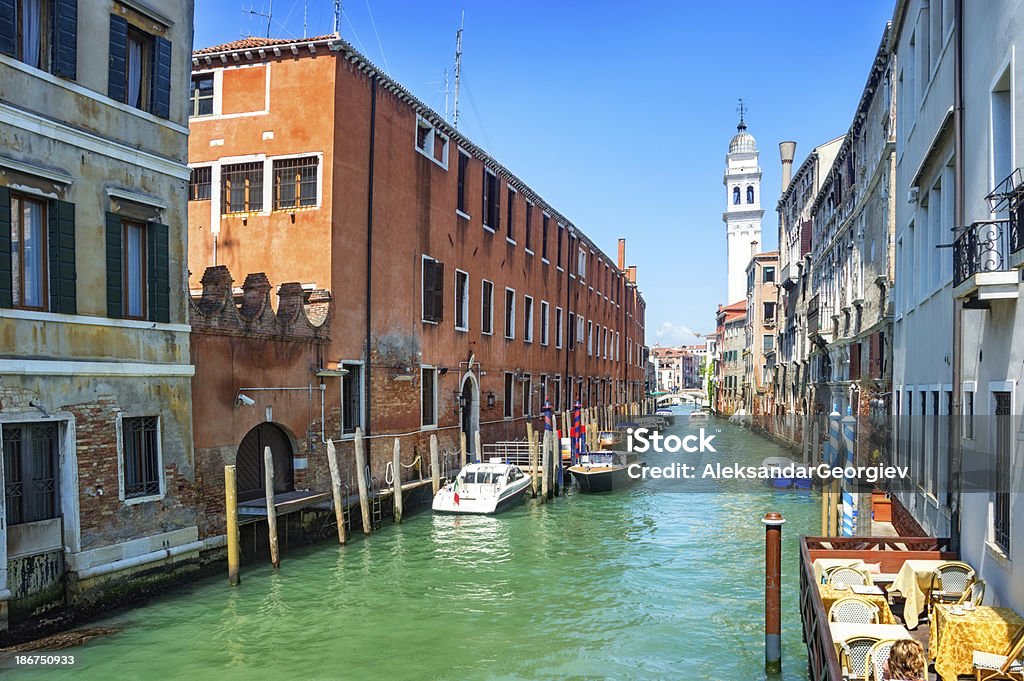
[762,456,813,490]
[432,460,532,514]
[569,450,644,493]
[635,415,668,431]
[598,430,624,449]
[654,408,676,426]
[688,408,710,426]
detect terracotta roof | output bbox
[193,35,336,55]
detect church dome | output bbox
[729,123,757,154]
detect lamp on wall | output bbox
[456,390,467,414]
[486,392,496,409]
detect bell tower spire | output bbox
[722,101,764,304]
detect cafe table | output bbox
[888,559,948,629]
[812,558,870,585]
[819,583,896,624]
[829,622,911,657]
[928,604,1024,681]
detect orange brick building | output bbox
[186,35,646,493]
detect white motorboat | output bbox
[432,460,532,514]
[688,408,710,426]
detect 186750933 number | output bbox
[9,654,76,667]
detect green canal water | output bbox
[24,412,819,681]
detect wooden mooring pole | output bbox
[430,434,440,495]
[355,428,372,535]
[475,431,482,464]
[263,446,280,569]
[762,511,785,673]
[326,440,347,545]
[460,432,468,468]
[392,438,403,523]
[528,428,538,498]
[224,465,240,585]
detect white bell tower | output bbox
[723,101,764,304]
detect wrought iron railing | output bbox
[986,168,1024,254]
[953,219,1012,287]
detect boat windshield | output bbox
[582,453,617,466]
[462,470,502,484]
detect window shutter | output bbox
[107,14,128,102]
[52,0,78,80]
[494,179,500,231]
[47,200,77,314]
[481,170,489,225]
[433,261,444,322]
[0,0,15,56]
[147,222,170,323]
[0,187,11,308]
[105,211,123,318]
[151,36,172,119]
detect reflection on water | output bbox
[19,409,815,681]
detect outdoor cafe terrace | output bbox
[799,536,1024,681]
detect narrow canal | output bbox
[25,411,818,680]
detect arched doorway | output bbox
[236,422,294,502]
[460,372,480,457]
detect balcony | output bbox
[953,219,1019,302]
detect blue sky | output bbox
[194,0,896,346]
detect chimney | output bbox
[779,141,796,192]
[627,265,637,283]
[751,240,759,259]
[617,238,626,270]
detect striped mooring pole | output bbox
[763,511,786,673]
[841,406,857,537]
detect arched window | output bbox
[733,187,740,205]
[746,186,755,204]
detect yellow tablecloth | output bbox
[812,558,867,584]
[819,583,896,624]
[888,559,948,629]
[929,605,1024,681]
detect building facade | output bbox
[715,301,746,415]
[186,35,647,492]
[744,251,778,417]
[0,0,196,636]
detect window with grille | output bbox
[994,391,1011,553]
[189,167,211,201]
[273,156,318,210]
[421,367,437,427]
[190,74,214,116]
[121,416,160,499]
[2,422,59,526]
[222,162,263,213]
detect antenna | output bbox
[303,0,307,38]
[242,1,273,38]
[736,98,748,130]
[452,11,464,129]
[443,68,450,120]
[333,0,342,35]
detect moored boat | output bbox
[598,430,624,449]
[688,408,710,426]
[569,451,644,493]
[432,460,532,514]
[654,408,676,426]
[761,456,813,490]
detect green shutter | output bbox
[52,0,78,80]
[0,0,15,57]
[0,187,11,308]
[151,36,172,119]
[147,222,170,323]
[48,200,77,314]
[105,211,122,318]
[107,14,127,102]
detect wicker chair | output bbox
[839,635,881,681]
[928,561,975,615]
[958,579,987,607]
[827,566,872,588]
[864,639,899,681]
[829,596,881,624]
[972,625,1024,681]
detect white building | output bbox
[723,111,764,305]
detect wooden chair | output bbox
[839,635,881,681]
[864,638,899,681]
[829,596,881,624]
[957,579,986,607]
[973,626,1024,681]
[827,566,872,588]
[928,561,975,615]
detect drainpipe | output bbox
[949,0,964,555]
[365,77,378,438]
